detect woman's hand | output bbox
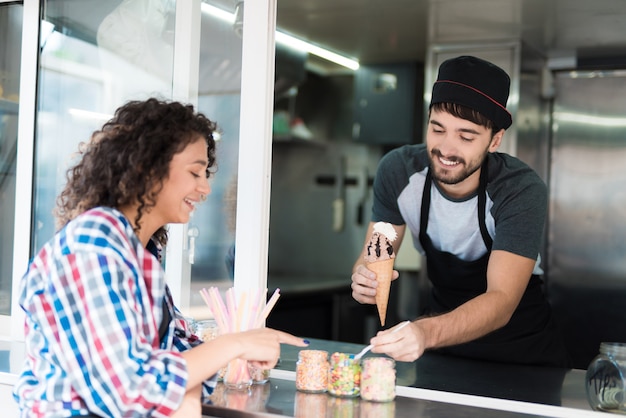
[235,328,309,369]
[183,327,308,389]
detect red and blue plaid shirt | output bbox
[14,207,215,417]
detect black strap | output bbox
[158,297,172,343]
[421,159,492,249]
[419,168,432,245]
[477,158,493,249]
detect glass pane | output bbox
[0,2,22,315]
[33,0,175,252]
[188,2,243,317]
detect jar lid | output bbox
[599,342,626,356]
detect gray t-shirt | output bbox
[372,144,547,275]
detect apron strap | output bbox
[420,158,492,250]
[477,158,493,249]
[418,169,432,246]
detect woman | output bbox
[14,98,308,417]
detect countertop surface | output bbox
[202,338,602,418]
[275,338,590,408]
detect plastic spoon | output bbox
[353,320,411,360]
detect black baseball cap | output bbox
[430,55,512,130]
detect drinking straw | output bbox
[235,290,247,332]
[255,288,281,328]
[226,287,237,331]
[207,288,229,332]
[209,287,228,319]
[247,288,266,329]
[200,286,282,334]
[199,288,211,310]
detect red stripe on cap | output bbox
[435,80,512,116]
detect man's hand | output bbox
[351,264,399,304]
[368,321,426,362]
[352,221,405,304]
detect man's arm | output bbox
[351,222,406,304]
[369,250,536,361]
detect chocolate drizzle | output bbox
[365,232,394,261]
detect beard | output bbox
[428,148,486,185]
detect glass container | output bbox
[194,319,219,342]
[328,352,361,397]
[249,365,270,384]
[360,357,396,402]
[193,318,227,381]
[586,342,626,413]
[296,350,329,393]
[224,358,253,391]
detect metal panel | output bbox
[547,70,626,369]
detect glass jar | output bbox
[328,352,361,397]
[193,318,226,381]
[249,364,270,384]
[194,318,219,342]
[296,350,329,393]
[224,358,253,391]
[360,357,396,402]
[586,342,626,413]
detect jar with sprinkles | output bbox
[328,352,361,397]
[360,357,396,402]
[193,319,219,342]
[296,350,329,393]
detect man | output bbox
[351,56,569,367]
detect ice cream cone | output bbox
[367,258,394,326]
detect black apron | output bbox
[418,161,570,367]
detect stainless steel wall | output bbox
[546,70,626,369]
[268,140,379,279]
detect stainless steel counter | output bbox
[202,338,603,418]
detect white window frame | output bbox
[6,0,39,340]
[233,0,276,293]
[164,0,202,312]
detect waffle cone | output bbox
[366,258,394,326]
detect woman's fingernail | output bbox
[303,339,310,345]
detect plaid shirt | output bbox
[14,207,215,417]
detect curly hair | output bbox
[54,97,217,245]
